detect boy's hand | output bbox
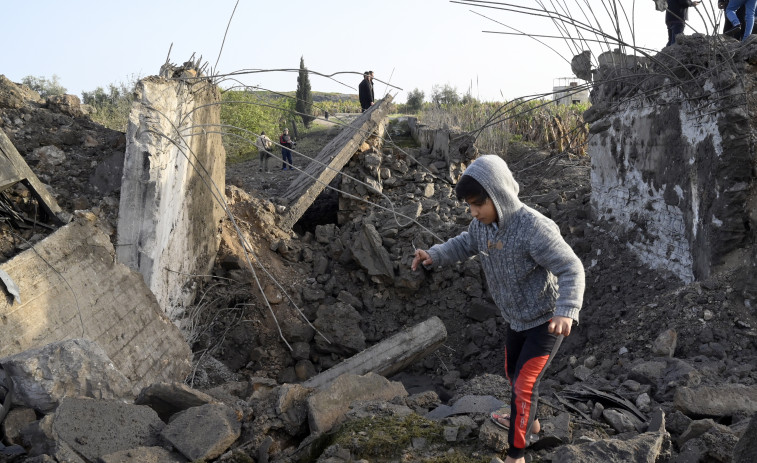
[411,249,432,271]
[548,316,573,336]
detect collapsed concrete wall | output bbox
[279,96,393,230]
[117,76,226,321]
[0,215,191,394]
[407,117,477,182]
[586,39,757,282]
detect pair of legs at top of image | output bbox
[725,0,757,41]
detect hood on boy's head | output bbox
[462,155,523,227]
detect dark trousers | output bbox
[504,321,562,459]
[281,148,293,169]
[667,22,685,46]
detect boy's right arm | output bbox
[414,230,478,271]
[411,249,432,271]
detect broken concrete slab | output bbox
[0,216,192,394]
[117,76,226,321]
[280,96,393,230]
[552,431,670,463]
[306,372,408,434]
[304,316,447,390]
[0,128,63,222]
[134,382,216,423]
[160,403,241,461]
[0,339,131,413]
[26,397,165,463]
[587,49,757,282]
[674,384,757,417]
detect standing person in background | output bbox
[255,131,273,173]
[279,128,295,170]
[724,0,757,40]
[358,71,374,112]
[665,0,701,46]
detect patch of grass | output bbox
[331,414,445,459]
[421,451,493,463]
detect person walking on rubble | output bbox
[411,155,585,463]
[724,0,757,41]
[255,131,274,173]
[279,128,295,170]
[665,0,701,46]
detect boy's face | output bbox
[466,197,498,225]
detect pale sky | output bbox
[2,1,726,103]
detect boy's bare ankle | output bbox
[504,456,525,463]
[532,418,541,434]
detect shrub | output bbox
[81,77,138,132]
[21,74,66,98]
[406,88,425,113]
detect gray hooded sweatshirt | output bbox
[427,155,585,331]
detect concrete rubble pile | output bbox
[1,32,756,461]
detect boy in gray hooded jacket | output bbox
[411,155,585,463]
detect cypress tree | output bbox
[295,56,314,128]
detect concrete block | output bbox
[0,217,191,394]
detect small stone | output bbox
[573,365,593,381]
[444,426,459,442]
[703,309,714,321]
[652,328,677,357]
[592,402,605,420]
[619,346,629,356]
[636,392,651,412]
[603,408,636,433]
[621,379,641,392]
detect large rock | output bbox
[675,425,739,463]
[26,397,164,463]
[674,384,757,417]
[553,431,670,463]
[313,302,366,356]
[160,403,241,461]
[0,339,131,413]
[350,223,394,283]
[307,373,408,434]
[733,413,757,463]
[276,383,312,436]
[134,382,216,422]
